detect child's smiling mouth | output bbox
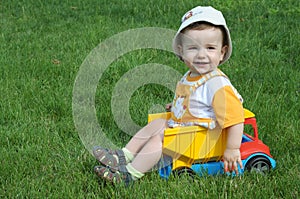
[193,61,209,67]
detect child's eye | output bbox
[187,46,197,50]
[207,46,216,50]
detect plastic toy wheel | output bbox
[245,156,271,174]
[173,167,195,180]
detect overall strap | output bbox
[192,69,228,91]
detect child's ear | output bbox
[177,45,183,58]
[177,45,183,54]
[220,45,228,61]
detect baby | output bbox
[93,6,244,185]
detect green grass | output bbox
[1,0,299,198]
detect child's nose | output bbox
[196,48,206,58]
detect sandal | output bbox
[93,146,127,170]
[94,165,133,185]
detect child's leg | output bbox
[129,131,163,173]
[125,118,167,176]
[94,118,167,183]
[94,118,166,167]
[125,118,167,155]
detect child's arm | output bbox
[165,103,172,112]
[223,122,244,174]
[209,82,244,174]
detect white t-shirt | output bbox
[180,71,244,128]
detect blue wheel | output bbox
[245,156,271,174]
[173,167,195,180]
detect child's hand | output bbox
[223,148,243,174]
[165,103,172,112]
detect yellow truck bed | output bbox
[148,112,227,169]
[148,109,253,170]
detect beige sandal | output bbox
[94,165,133,185]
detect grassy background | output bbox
[1,0,299,198]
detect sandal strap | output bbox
[115,149,127,166]
[93,147,127,169]
[94,165,133,186]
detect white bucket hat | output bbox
[173,6,232,65]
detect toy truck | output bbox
[148,109,276,179]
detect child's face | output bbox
[179,28,227,75]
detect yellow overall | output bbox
[169,69,228,129]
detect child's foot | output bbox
[94,165,133,185]
[93,146,126,170]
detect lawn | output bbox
[1,0,299,198]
